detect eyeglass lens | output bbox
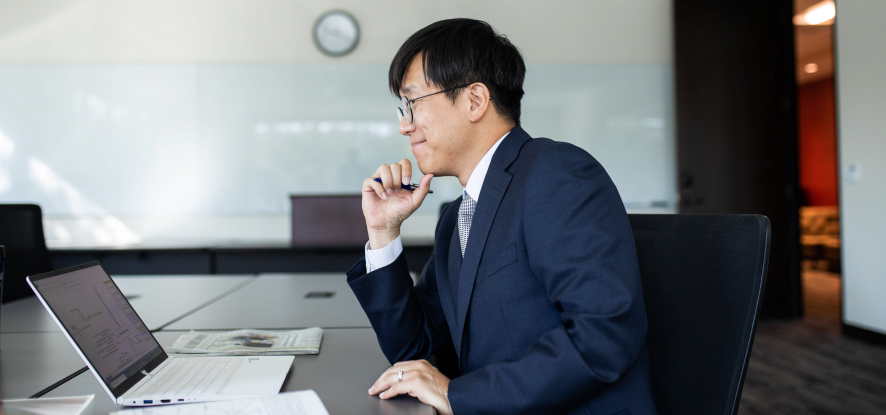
[398,96,412,123]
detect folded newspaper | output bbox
[166,328,323,356]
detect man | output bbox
[347,18,657,414]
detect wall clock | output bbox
[313,10,360,57]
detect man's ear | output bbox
[467,83,492,123]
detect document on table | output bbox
[109,390,329,415]
[166,328,323,355]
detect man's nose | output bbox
[399,116,415,135]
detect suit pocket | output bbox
[476,243,518,285]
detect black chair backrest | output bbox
[629,214,770,415]
[0,204,53,303]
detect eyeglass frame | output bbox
[397,83,486,123]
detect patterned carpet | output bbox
[738,271,886,415]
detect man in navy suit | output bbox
[348,18,658,414]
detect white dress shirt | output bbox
[364,131,510,273]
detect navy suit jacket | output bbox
[347,127,658,414]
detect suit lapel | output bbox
[453,127,531,353]
[434,197,461,350]
[447,219,463,318]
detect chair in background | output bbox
[289,195,368,247]
[0,204,53,303]
[629,214,770,415]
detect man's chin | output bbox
[413,158,432,176]
[414,156,449,177]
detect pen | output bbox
[373,177,433,193]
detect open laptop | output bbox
[27,261,294,406]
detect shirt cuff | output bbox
[364,235,403,273]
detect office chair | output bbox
[629,214,770,415]
[0,204,53,303]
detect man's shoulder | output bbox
[515,136,600,173]
[495,127,597,172]
[524,137,589,157]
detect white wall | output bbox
[835,1,886,334]
[0,0,674,247]
[0,0,671,64]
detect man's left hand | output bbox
[368,359,452,415]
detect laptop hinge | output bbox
[118,357,173,403]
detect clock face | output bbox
[313,11,360,57]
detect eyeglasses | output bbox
[397,84,472,123]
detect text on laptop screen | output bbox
[31,265,163,389]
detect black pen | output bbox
[373,177,433,193]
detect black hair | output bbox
[389,18,526,126]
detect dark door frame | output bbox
[674,0,802,318]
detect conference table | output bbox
[0,273,433,415]
[0,275,256,333]
[165,274,371,330]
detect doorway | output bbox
[794,0,840,328]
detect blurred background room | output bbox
[1,0,884,413]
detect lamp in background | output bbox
[793,1,835,26]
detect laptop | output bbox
[27,261,294,406]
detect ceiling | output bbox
[794,0,834,85]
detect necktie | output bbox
[458,193,476,257]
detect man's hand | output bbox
[368,360,452,415]
[362,159,433,249]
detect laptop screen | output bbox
[29,262,165,393]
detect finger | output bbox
[410,174,434,206]
[371,361,425,394]
[390,163,402,192]
[363,177,387,200]
[376,367,450,414]
[370,369,410,395]
[380,360,423,381]
[370,367,399,394]
[387,362,425,378]
[376,165,394,195]
[379,377,420,400]
[400,159,413,185]
[380,362,413,383]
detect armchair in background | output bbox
[0,204,53,303]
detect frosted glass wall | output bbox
[0,64,673,245]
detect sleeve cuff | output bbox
[364,235,404,273]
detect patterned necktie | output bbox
[458,193,477,257]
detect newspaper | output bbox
[166,328,322,356]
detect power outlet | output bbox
[844,162,863,184]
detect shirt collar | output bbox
[463,131,509,203]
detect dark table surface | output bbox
[41,329,433,415]
[0,274,432,414]
[0,332,88,400]
[0,274,256,333]
[165,273,371,331]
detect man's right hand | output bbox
[362,159,433,249]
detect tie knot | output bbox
[460,193,476,213]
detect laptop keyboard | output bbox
[140,357,244,397]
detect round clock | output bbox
[313,10,360,57]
